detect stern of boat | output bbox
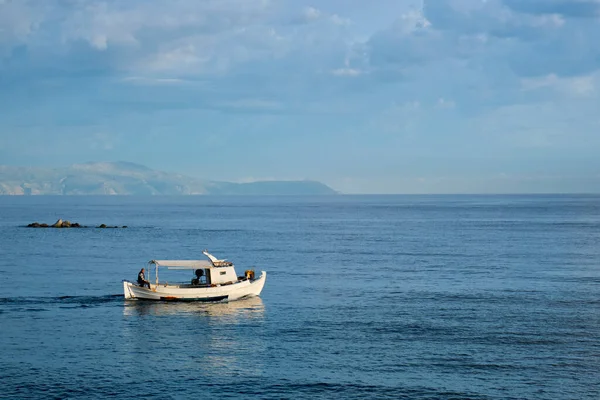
[123,280,135,299]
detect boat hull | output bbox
[123,271,266,301]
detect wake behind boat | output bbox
[123,250,266,301]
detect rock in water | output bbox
[24,220,113,228]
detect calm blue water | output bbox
[0,195,598,399]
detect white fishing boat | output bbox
[123,250,266,301]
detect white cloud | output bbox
[219,98,282,110]
[436,98,456,108]
[521,71,599,97]
[530,13,565,28]
[0,0,46,54]
[301,6,351,25]
[303,7,322,21]
[566,75,598,96]
[89,132,117,151]
[3,0,598,82]
[520,74,560,90]
[90,35,108,51]
[331,67,362,76]
[330,52,365,76]
[143,41,211,73]
[121,76,192,85]
[330,14,351,26]
[397,8,431,33]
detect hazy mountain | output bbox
[0,162,337,195]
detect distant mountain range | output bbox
[0,162,338,195]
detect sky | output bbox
[1,0,600,194]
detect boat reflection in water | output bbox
[120,296,266,379]
[122,295,265,319]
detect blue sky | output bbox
[1,0,600,194]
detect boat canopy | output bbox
[148,251,232,270]
[149,260,213,269]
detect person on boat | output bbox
[191,268,204,285]
[137,268,151,289]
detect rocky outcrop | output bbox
[27,219,83,228]
[26,219,126,228]
[97,224,128,228]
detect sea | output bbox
[0,195,598,399]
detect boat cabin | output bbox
[148,250,244,287]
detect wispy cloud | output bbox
[218,98,282,111]
[121,76,193,85]
[331,67,362,77]
[521,73,598,97]
[89,132,117,151]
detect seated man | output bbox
[191,269,204,285]
[137,268,151,289]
